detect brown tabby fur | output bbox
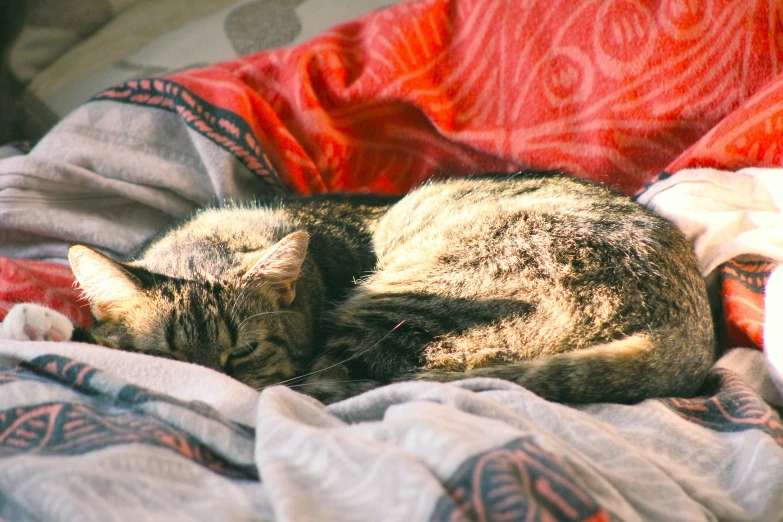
[69,172,716,404]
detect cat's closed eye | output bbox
[229,342,258,362]
[224,342,258,376]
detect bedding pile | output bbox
[1,0,783,520]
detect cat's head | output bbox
[68,231,313,389]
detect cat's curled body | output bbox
[64,172,715,404]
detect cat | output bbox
[1,172,716,404]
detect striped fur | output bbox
[70,172,716,403]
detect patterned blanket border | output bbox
[93,78,287,193]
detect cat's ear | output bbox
[243,231,309,306]
[68,245,145,321]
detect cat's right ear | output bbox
[242,231,309,306]
[68,245,144,322]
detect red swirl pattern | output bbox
[662,369,783,446]
[719,260,775,348]
[0,357,258,479]
[432,438,612,522]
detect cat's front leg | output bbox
[295,278,439,402]
[297,319,422,403]
[297,354,368,403]
[0,303,74,342]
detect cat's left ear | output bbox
[68,245,146,321]
[243,231,309,306]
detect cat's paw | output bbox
[0,303,74,342]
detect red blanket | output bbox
[2,0,781,347]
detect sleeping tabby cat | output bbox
[5,172,716,403]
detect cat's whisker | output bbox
[270,378,375,391]
[236,310,298,330]
[238,328,266,338]
[229,280,274,326]
[266,320,405,389]
[229,283,258,325]
[228,287,248,324]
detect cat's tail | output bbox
[407,331,716,403]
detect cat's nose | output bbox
[219,351,234,375]
[219,349,240,375]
